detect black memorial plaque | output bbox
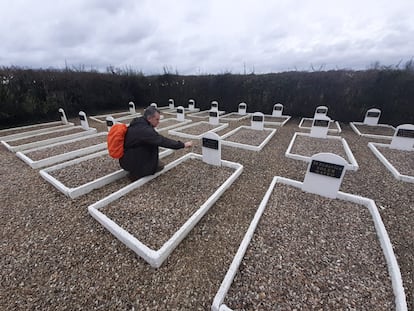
[366,111,380,118]
[106,120,114,127]
[396,128,414,138]
[202,137,219,150]
[240,104,246,108]
[129,103,134,108]
[177,108,184,114]
[316,108,327,114]
[313,119,329,127]
[274,106,282,110]
[310,160,344,178]
[59,111,64,118]
[252,115,263,122]
[209,111,218,117]
[79,114,86,121]
[211,103,218,107]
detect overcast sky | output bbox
[1,0,413,75]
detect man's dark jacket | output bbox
[119,117,184,178]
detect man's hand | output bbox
[184,141,193,148]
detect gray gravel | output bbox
[1,113,413,311]
[353,124,395,136]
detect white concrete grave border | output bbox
[220,103,251,121]
[2,111,97,152]
[0,108,74,141]
[299,117,342,133]
[88,151,243,268]
[285,132,359,171]
[89,102,140,123]
[16,132,108,169]
[40,148,173,199]
[368,142,414,183]
[168,120,228,139]
[221,113,277,151]
[349,108,396,140]
[212,153,407,311]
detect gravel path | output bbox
[1,113,413,311]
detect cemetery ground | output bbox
[1,114,413,310]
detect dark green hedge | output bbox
[1,67,413,128]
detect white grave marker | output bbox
[302,153,347,198]
[176,106,185,121]
[211,101,219,112]
[150,102,157,108]
[79,111,90,130]
[310,116,331,138]
[58,108,69,124]
[238,103,247,115]
[251,112,265,130]
[106,116,115,131]
[390,124,414,151]
[209,110,220,125]
[314,105,328,119]
[202,132,221,166]
[363,108,381,125]
[129,101,136,114]
[169,98,175,109]
[272,103,283,117]
[188,99,196,110]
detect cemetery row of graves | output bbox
[1,99,413,310]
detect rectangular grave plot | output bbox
[223,182,396,311]
[48,153,120,188]
[223,127,274,146]
[353,124,395,136]
[176,122,218,135]
[22,133,107,161]
[101,158,235,250]
[220,113,250,121]
[375,146,414,176]
[0,122,73,141]
[291,135,348,160]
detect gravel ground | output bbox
[5,127,87,146]
[172,122,222,136]
[0,123,70,137]
[223,127,274,146]
[1,112,413,311]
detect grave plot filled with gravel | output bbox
[375,146,414,176]
[0,122,67,137]
[189,111,210,118]
[224,183,395,311]
[354,124,395,136]
[301,119,338,130]
[174,122,221,135]
[24,135,107,161]
[5,127,87,146]
[157,119,182,129]
[102,158,234,249]
[290,135,349,161]
[48,154,120,188]
[223,128,273,146]
[221,113,248,120]
[263,116,289,123]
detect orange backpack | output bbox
[107,123,128,159]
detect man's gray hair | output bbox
[143,106,160,119]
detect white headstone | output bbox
[209,110,219,125]
[211,101,219,112]
[176,106,185,121]
[129,101,136,114]
[272,103,283,117]
[106,116,115,131]
[150,102,157,108]
[58,108,69,124]
[202,132,221,166]
[302,153,347,198]
[390,124,414,150]
[238,102,247,115]
[251,112,265,130]
[314,106,328,119]
[363,108,381,125]
[188,99,196,111]
[169,98,175,109]
[79,111,90,130]
[310,116,331,138]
